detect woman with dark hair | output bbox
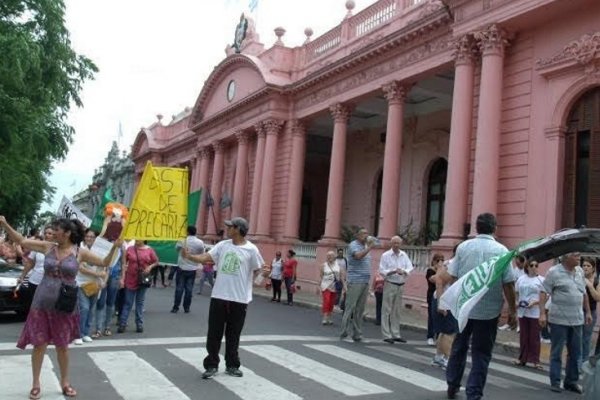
[513,260,545,370]
[117,240,158,333]
[0,216,121,399]
[427,253,444,345]
[581,257,599,364]
[282,249,297,306]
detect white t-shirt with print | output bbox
[209,239,264,304]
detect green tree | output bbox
[0,0,97,224]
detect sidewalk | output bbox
[253,286,552,364]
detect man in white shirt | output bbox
[183,217,265,379]
[171,226,204,313]
[379,236,413,344]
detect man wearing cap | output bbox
[182,217,265,379]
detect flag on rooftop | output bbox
[249,0,258,12]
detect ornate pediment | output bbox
[536,31,600,70]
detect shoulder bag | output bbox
[136,247,152,288]
[54,247,79,313]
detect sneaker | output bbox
[541,338,551,344]
[498,323,511,331]
[431,355,445,368]
[202,368,218,379]
[136,325,144,333]
[184,309,190,313]
[225,367,243,377]
[82,336,93,343]
[170,308,178,313]
[393,337,407,343]
[427,338,436,346]
[73,338,83,345]
[117,325,126,333]
[322,319,328,325]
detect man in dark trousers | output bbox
[437,213,517,400]
[183,217,265,378]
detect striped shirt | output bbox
[346,240,371,284]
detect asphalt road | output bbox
[0,285,582,400]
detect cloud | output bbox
[44,0,370,211]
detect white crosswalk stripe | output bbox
[89,351,190,400]
[0,338,556,399]
[168,347,302,400]
[0,355,63,400]
[242,344,392,396]
[370,346,537,390]
[307,344,447,391]
[415,346,548,384]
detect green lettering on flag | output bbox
[148,189,202,265]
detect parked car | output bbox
[0,257,28,315]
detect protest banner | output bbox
[148,189,201,265]
[57,196,92,227]
[122,161,189,241]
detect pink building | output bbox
[132,0,600,307]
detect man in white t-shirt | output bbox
[183,217,265,379]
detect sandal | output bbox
[103,328,112,336]
[62,385,77,397]
[29,387,41,400]
[512,360,526,366]
[91,331,102,339]
[531,363,544,371]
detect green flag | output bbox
[148,189,202,265]
[90,188,114,233]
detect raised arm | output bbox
[0,216,53,254]
[182,247,214,265]
[79,239,123,268]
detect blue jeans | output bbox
[549,323,582,387]
[446,317,498,400]
[198,270,214,294]
[581,310,597,368]
[95,276,120,332]
[173,270,196,311]
[119,287,147,328]
[78,289,98,337]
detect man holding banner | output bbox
[439,213,517,400]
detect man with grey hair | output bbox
[539,251,592,394]
[340,228,373,342]
[379,235,413,344]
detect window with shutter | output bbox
[562,87,600,228]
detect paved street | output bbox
[0,286,580,400]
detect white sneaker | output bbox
[431,355,445,368]
[82,336,93,343]
[427,338,435,346]
[498,324,511,331]
[73,338,83,345]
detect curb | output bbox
[254,290,524,353]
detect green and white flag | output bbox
[439,250,516,332]
[439,237,546,332]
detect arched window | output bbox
[563,87,600,228]
[425,158,447,242]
